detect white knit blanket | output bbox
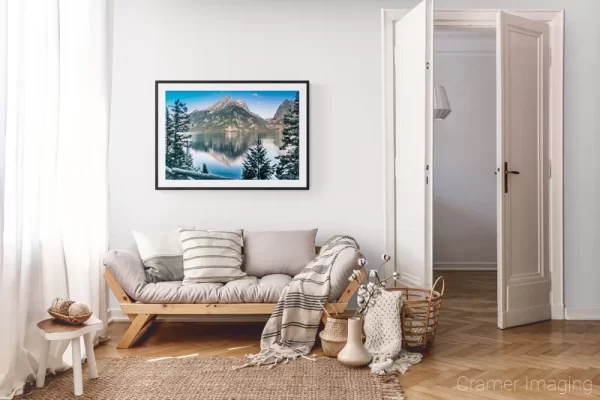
[363,286,423,375]
[235,235,360,369]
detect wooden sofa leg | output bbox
[117,314,156,349]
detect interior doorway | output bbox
[432,27,498,318]
[382,6,565,329]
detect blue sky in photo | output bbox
[165,90,298,119]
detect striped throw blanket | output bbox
[236,235,360,369]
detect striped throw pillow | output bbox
[179,228,247,284]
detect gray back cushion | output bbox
[242,229,318,277]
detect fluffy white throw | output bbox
[363,286,423,375]
[235,236,361,369]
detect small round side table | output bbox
[36,316,104,397]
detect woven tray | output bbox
[47,308,92,325]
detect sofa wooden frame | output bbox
[104,258,365,349]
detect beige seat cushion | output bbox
[132,274,291,304]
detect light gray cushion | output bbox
[132,230,183,283]
[103,246,147,297]
[242,229,317,277]
[180,228,247,284]
[129,274,290,304]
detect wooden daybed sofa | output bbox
[103,245,364,349]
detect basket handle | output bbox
[431,276,445,297]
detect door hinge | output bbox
[426,164,429,185]
[426,61,430,70]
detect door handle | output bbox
[504,162,520,193]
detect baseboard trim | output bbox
[565,307,600,320]
[551,304,565,320]
[396,274,423,288]
[434,262,497,271]
[107,308,271,323]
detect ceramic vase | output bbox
[337,316,372,367]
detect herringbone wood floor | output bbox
[98,271,600,399]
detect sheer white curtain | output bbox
[0,0,112,398]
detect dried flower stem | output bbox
[350,255,393,317]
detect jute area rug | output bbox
[21,356,405,400]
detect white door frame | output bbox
[382,9,565,320]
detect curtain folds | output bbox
[0,1,112,398]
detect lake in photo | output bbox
[189,131,282,180]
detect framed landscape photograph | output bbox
[155,81,309,189]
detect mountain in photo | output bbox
[207,96,253,115]
[189,96,271,133]
[272,99,293,121]
[266,99,293,131]
[188,96,292,134]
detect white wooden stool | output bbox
[36,316,103,397]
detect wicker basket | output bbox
[319,315,349,357]
[47,308,92,325]
[387,276,445,349]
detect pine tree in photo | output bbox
[165,107,176,168]
[183,141,195,171]
[169,99,192,170]
[275,94,300,180]
[201,163,209,174]
[241,138,273,180]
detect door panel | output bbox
[394,0,433,288]
[497,12,550,328]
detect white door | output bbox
[394,0,434,288]
[497,12,550,328]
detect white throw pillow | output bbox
[132,230,183,282]
[179,228,247,284]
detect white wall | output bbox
[433,30,497,270]
[108,0,400,309]
[110,0,600,312]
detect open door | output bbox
[497,12,551,328]
[394,0,434,288]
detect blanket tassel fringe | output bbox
[233,348,316,370]
[380,375,406,400]
[369,351,423,376]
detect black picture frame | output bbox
[155,80,309,190]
